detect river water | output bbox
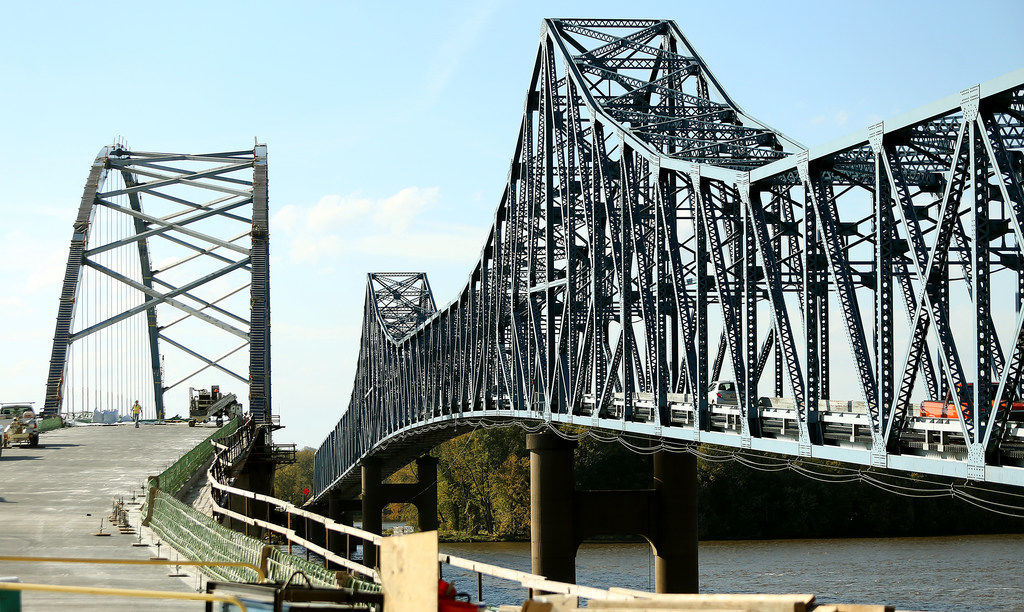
[439,534,1024,610]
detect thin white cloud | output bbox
[288,234,343,264]
[374,187,439,232]
[275,322,356,342]
[305,195,373,233]
[349,224,483,262]
[0,230,66,294]
[421,0,500,107]
[276,187,484,265]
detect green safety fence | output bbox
[152,418,240,495]
[36,416,63,433]
[140,420,381,594]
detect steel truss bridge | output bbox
[44,145,272,423]
[314,18,1024,498]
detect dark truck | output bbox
[188,385,242,427]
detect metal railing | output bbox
[0,581,248,611]
[139,416,377,593]
[208,437,384,583]
[150,418,240,496]
[0,555,266,582]
[203,420,678,604]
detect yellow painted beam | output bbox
[0,581,248,612]
[0,555,266,582]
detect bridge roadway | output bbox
[0,423,212,610]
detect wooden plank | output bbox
[588,593,815,611]
[381,531,438,612]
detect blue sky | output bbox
[1,1,1022,448]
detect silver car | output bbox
[708,381,738,406]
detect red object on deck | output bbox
[439,579,480,611]
[919,399,961,419]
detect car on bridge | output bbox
[1,403,39,448]
[708,380,738,406]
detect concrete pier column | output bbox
[414,455,439,532]
[361,459,383,569]
[653,450,698,593]
[327,492,344,566]
[344,511,360,557]
[527,432,577,584]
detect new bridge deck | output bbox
[0,423,212,610]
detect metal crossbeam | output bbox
[312,19,1024,497]
[42,147,271,424]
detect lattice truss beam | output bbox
[315,19,1024,495]
[44,146,271,422]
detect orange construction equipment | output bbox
[919,382,1024,420]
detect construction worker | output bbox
[131,400,142,428]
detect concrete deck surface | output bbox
[0,422,215,610]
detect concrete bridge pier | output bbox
[327,493,361,565]
[653,450,699,594]
[527,432,577,583]
[527,431,698,593]
[360,454,439,568]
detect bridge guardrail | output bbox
[138,417,378,594]
[149,418,240,496]
[207,437,384,582]
[203,427,674,603]
[201,416,724,605]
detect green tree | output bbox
[274,447,315,506]
[382,430,1024,542]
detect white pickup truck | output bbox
[1,403,40,448]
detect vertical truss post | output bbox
[870,123,893,462]
[122,170,166,420]
[541,38,558,417]
[654,162,670,427]
[690,165,709,434]
[797,155,821,451]
[771,194,785,398]
[738,174,760,441]
[591,130,609,419]
[620,152,635,421]
[250,144,271,423]
[966,86,990,478]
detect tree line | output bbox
[277,428,1024,541]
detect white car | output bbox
[708,381,738,406]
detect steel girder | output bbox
[43,146,272,423]
[314,19,1024,498]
